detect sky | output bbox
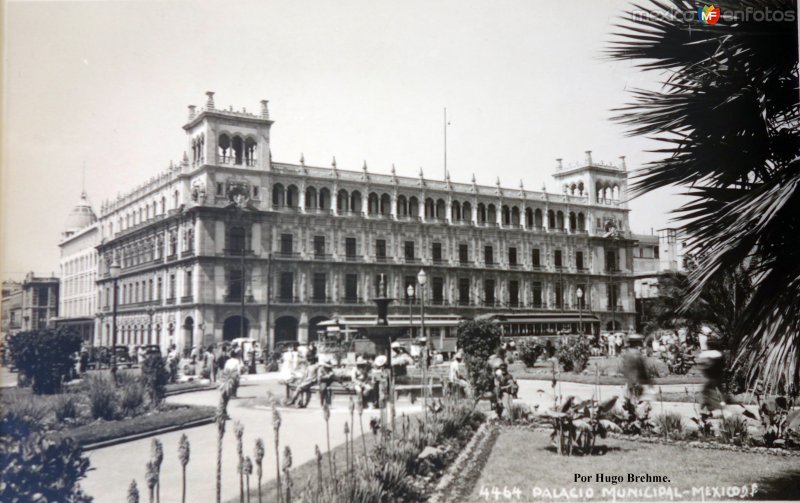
[1,0,682,280]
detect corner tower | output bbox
[551,150,628,205]
[183,91,274,171]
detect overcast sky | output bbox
[2,0,682,280]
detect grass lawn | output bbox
[467,429,800,501]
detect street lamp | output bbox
[576,287,584,336]
[406,284,415,337]
[146,304,156,345]
[417,269,429,414]
[109,259,121,383]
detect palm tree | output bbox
[150,439,163,503]
[234,421,245,503]
[127,479,140,503]
[178,433,190,503]
[272,406,282,503]
[215,392,231,503]
[145,460,158,503]
[254,438,265,503]
[608,0,799,390]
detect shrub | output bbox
[8,328,83,394]
[52,394,82,423]
[517,340,544,368]
[1,393,50,432]
[84,374,118,420]
[140,354,169,406]
[0,418,92,502]
[653,412,685,440]
[119,381,146,417]
[555,336,591,373]
[456,319,501,398]
[719,413,749,445]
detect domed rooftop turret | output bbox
[64,191,97,234]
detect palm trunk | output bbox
[216,433,223,503]
[274,441,282,503]
[181,467,186,503]
[325,419,333,479]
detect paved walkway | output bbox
[82,374,422,503]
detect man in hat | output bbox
[287,358,336,407]
[448,351,469,398]
[351,356,374,408]
[492,362,519,418]
[372,355,390,409]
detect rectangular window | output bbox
[345,274,358,301]
[532,282,543,307]
[484,279,495,305]
[607,283,620,309]
[185,270,192,296]
[458,278,470,305]
[216,183,223,196]
[509,280,519,306]
[314,236,326,257]
[228,269,242,300]
[279,272,294,301]
[38,287,49,306]
[432,277,444,304]
[554,250,563,268]
[484,245,494,265]
[404,241,415,260]
[148,279,153,301]
[605,250,618,271]
[312,273,326,301]
[508,247,517,266]
[157,277,162,301]
[459,244,469,264]
[432,242,442,262]
[346,237,357,258]
[375,239,386,260]
[169,274,176,299]
[555,281,563,308]
[654,246,660,259]
[280,234,293,255]
[532,249,541,267]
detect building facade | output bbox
[95,93,637,353]
[19,272,59,332]
[1,281,23,342]
[632,227,687,331]
[55,191,100,343]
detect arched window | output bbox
[173,190,179,210]
[408,196,419,217]
[462,202,472,222]
[218,134,231,163]
[535,208,543,228]
[525,208,533,228]
[231,136,244,165]
[502,205,511,225]
[451,201,461,221]
[556,211,565,229]
[397,195,408,217]
[368,193,379,215]
[477,203,486,224]
[350,191,362,213]
[425,198,435,219]
[305,187,318,209]
[337,189,349,212]
[244,137,257,166]
[487,204,497,224]
[547,209,555,228]
[286,185,299,208]
[319,188,331,210]
[569,212,577,231]
[511,206,520,226]
[436,199,446,220]
[380,194,391,215]
[272,183,285,208]
[578,213,586,231]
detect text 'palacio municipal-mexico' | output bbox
[91,92,636,352]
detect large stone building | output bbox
[1,280,23,342]
[632,227,687,331]
[19,272,59,332]
[55,190,100,344]
[95,93,637,353]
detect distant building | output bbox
[1,280,23,341]
[54,190,100,344]
[632,227,687,332]
[93,92,639,354]
[20,272,59,331]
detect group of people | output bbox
[599,332,625,356]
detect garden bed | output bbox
[52,404,215,449]
[460,427,800,501]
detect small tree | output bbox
[518,340,544,368]
[456,319,501,398]
[8,328,82,394]
[140,354,170,406]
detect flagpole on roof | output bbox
[443,107,447,180]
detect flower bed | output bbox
[55,404,215,448]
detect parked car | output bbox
[113,345,133,368]
[141,345,162,358]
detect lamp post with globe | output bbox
[109,259,121,384]
[407,284,415,337]
[577,287,584,336]
[417,269,429,413]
